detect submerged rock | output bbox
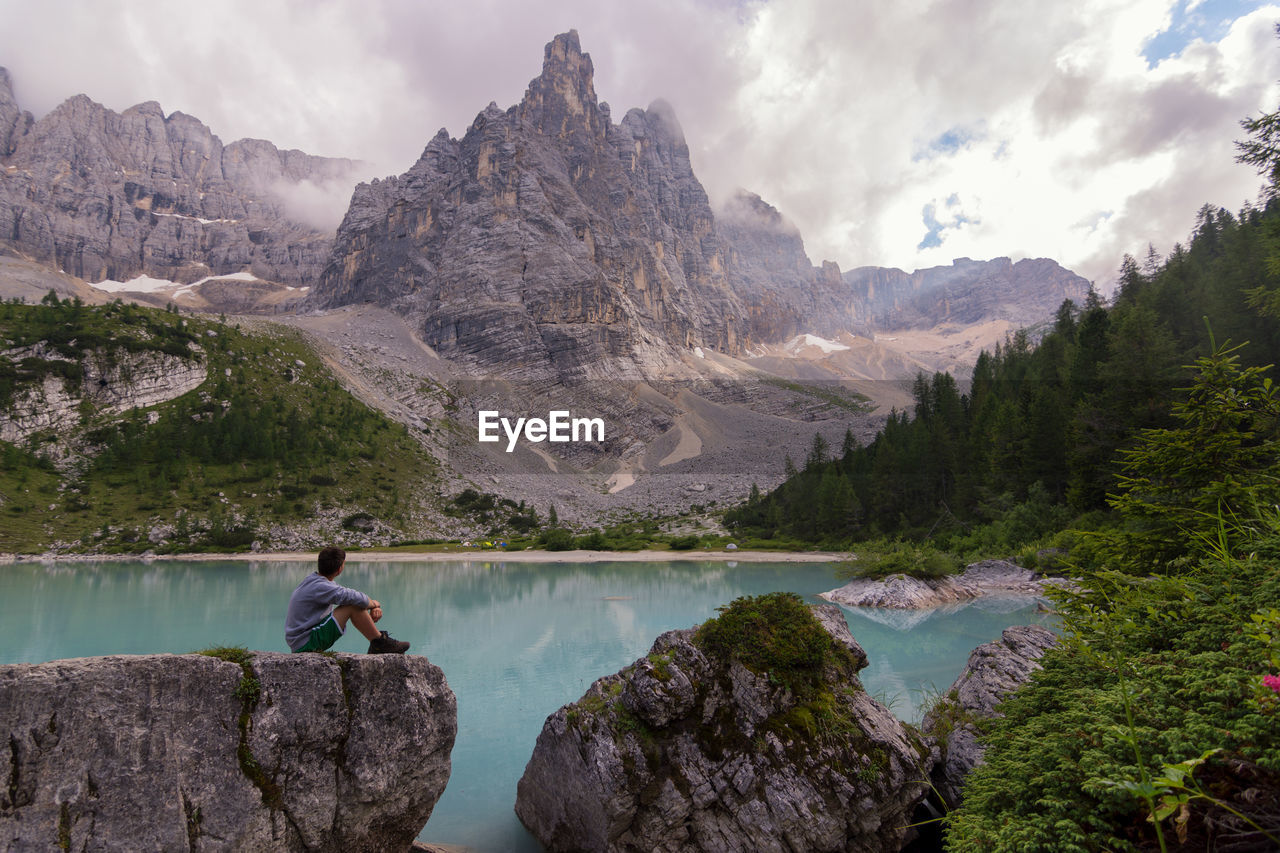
[820,559,1069,610]
[0,651,456,851]
[922,625,1058,807]
[515,598,930,852]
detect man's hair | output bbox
[318,546,346,578]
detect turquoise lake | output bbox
[0,558,1053,851]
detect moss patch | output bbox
[694,592,859,698]
[196,647,281,809]
[57,801,71,851]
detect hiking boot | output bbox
[368,630,410,654]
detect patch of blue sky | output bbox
[919,204,945,249]
[917,196,976,250]
[1143,0,1266,66]
[912,122,986,162]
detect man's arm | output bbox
[320,577,373,609]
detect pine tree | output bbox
[804,433,829,470]
[1104,340,1280,570]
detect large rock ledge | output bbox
[819,559,1070,610]
[515,604,931,853]
[922,625,1058,808]
[0,652,456,852]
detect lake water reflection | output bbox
[0,558,1052,851]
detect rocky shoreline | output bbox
[1,601,1055,851]
[819,559,1071,610]
[514,599,1057,852]
[923,625,1059,808]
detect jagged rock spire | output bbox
[519,30,606,138]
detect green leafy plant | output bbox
[838,540,962,581]
[946,344,1280,851]
[694,592,856,698]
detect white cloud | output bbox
[0,0,1277,289]
[707,0,1280,286]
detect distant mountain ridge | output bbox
[0,34,1088,372]
[307,31,1089,378]
[0,67,358,288]
[844,256,1090,330]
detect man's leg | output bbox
[332,604,380,641]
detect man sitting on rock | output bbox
[285,545,410,654]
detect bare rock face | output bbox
[0,652,456,852]
[0,68,34,158]
[310,33,1089,382]
[0,66,358,288]
[922,625,1057,807]
[310,31,749,380]
[0,344,206,443]
[514,604,930,852]
[716,190,899,345]
[819,559,1067,610]
[842,257,1089,332]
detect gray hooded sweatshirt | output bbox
[285,573,370,651]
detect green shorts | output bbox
[295,613,343,653]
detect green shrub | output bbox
[669,534,700,550]
[946,552,1280,849]
[342,512,375,531]
[694,592,856,697]
[575,530,608,550]
[540,528,575,551]
[840,540,961,580]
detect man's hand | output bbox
[367,599,383,622]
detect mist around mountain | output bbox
[0,31,1097,549]
[306,31,1088,380]
[0,65,361,308]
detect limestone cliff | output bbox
[716,190,853,342]
[842,257,1089,332]
[514,601,930,852]
[0,343,206,443]
[0,651,456,852]
[310,31,749,379]
[0,67,358,288]
[309,32,1089,382]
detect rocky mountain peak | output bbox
[310,30,1090,380]
[311,30,754,377]
[721,189,801,236]
[519,29,605,139]
[123,99,165,118]
[639,98,685,146]
[0,67,359,290]
[0,65,32,157]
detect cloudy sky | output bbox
[1,0,1278,287]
